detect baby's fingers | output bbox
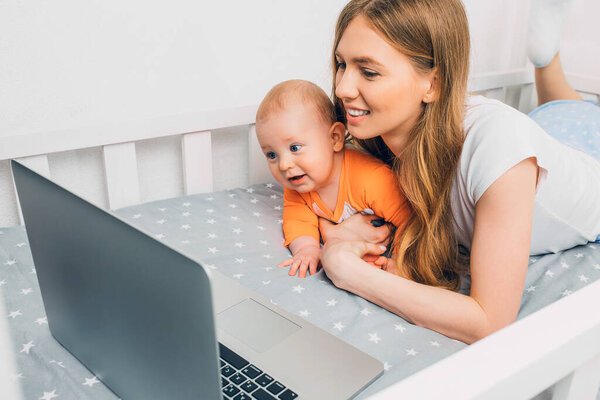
[297,259,310,279]
[288,258,303,277]
[308,259,319,276]
[278,258,294,268]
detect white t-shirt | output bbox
[452,95,600,255]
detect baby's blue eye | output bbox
[290,145,302,152]
[266,151,277,159]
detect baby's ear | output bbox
[330,122,346,152]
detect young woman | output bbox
[318,0,600,344]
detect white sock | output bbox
[527,0,573,67]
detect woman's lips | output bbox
[346,108,370,124]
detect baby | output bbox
[255,80,411,278]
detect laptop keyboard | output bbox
[219,343,298,400]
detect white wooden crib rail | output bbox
[1,69,600,400]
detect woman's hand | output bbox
[320,240,387,291]
[319,213,392,245]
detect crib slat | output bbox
[552,353,600,400]
[181,131,213,195]
[103,142,140,209]
[248,125,275,186]
[13,155,51,225]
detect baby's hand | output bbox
[278,246,321,278]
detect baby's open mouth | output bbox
[288,174,306,181]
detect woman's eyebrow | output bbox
[335,52,384,68]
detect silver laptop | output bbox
[11,160,383,400]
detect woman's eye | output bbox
[266,152,277,159]
[335,61,346,70]
[290,145,302,152]
[362,69,379,78]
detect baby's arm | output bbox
[278,236,321,278]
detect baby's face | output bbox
[256,103,338,193]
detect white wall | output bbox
[1,0,598,226]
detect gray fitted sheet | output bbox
[1,183,599,399]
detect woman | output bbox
[319,0,600,344]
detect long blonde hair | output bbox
[333,0,470,290]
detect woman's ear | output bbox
[422,67,440,104]
[330,122,346,152]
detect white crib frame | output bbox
[1,69,600,400]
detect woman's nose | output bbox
[335,70,358,100]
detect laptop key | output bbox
[230,372,247,385]
[266,381,285,395]
[223,384,241,397]
[219,343,250,370]
[255,373,274,387]
[241,380,258,394]
[241,364,262,379]
[221,365,235,377]
[222,377,229,388]
[278,389,298,400]
[252,388,277,400]
[234,393,252,400]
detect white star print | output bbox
[368,332,381,344]
[588,244,597,249]
[529,257,537,263]
[9,310,22,318]
[36,317,48,325]
[270,299,279,306]
[155,233,165,240]
[579,274,589,283]
[333,321,345,331]
[263,254,272,259]
[181,240,190,244]
[0,279,6,286]
[526,285,536,293]
[133,214,141,219]
[278,219,283,225]
[383,362,392,371]
[83,376,100,387]
[180,224,191,230]
[229,204,237,208]
[233,228,243,234]
[292,285,305,294]
[262,280,271,285]
[5,260,16,266]
[49,360,65,368]
[205,264,216,270]
[560,261,570,269]
[561,289,572,297]
[156,219,166,224]
[256,226,265,231]
[206,209,215,213]
[158,208,167,212]
[208,233,217,239]
[30,268,36,274]
[208,247,219,254]
[260,240,268,245]
[20,288,32,295]
[406,348,418,356]
[206,219,216,224]
[594,264,600,270]
[182,212,191,217]
[360,308,372,317]
[234,242,246,248]
[545,270,555,278]
[230,216,239,221]
[266,183,274,188]
[250,198,258,204]
[39,389,58,400]
[270,194,278,199]
[205,197,214,201]
[299,310,311,317]
[326,299,338,307]
[21,341,34,354]
[246,188,255,193]
[234,258,246,264]
[430,341,441,347]
[253,212,261,217]
[233,274,244,279]
[183,202,191,207]
[394,324,406,333]
[228,193,236,198]
[274,206,282,211]
[574,253,584,258]
[16,243,27,247]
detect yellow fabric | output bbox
[283,148,411,246]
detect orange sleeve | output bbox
[348,150,411,229]
[282,188,320,247]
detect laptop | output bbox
[11,160,383,400]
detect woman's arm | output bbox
[321,158,538,344]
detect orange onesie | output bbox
[283,148,411,246]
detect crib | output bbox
[1,69,600,400]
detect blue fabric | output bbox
[528,100,600,243]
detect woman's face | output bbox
[335,16,435,155]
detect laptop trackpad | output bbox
[217,299,301,353]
